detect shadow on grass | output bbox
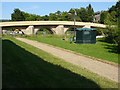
[2,40,100,89]
[97,38,119,54]
[103,44,119,54]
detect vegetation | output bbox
[2,36,118,88]
[100,1,119,24]
[11,9,25,21]
[100,11,108,24]
[11,4,94,22]
[26,35,118,64]
[102,1,120,50]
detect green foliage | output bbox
[61,12,69,21]
[11,4,94,22]
[23,12,42,21]
[104,1,119,46]
[49,13,57,21]
[100,1,119,24]
[11,9,42,21]
[79,8,88,22]
[104,11,117,25]
[42,15,49,21]
[86,4,94,22]
[11,8,25,21]
[96,28,104,36]
[100,11,108,24]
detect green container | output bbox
[75,28,96,44]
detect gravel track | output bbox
[16,38,119,82]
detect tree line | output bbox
[11,4,94,22]
[100,1,120,51]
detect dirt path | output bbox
[16,38,119,82]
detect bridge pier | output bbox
[21,25,34,35]
[54,25,64,35]
[51,25,69,35]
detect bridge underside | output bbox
[2,25,85,35]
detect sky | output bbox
[1,2,116,20]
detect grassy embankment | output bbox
[26,35,119,64]
[2,36,118,88]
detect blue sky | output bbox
[1,2,116,19]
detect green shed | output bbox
[75,28,96,44]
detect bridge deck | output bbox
[0,21,106,28]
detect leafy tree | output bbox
[108,5,116,13]
[104,1,120,45]
[55,11,62,21]
[68,9,81,21]
[49,13,57,21]
[116,0,120,51]
[104,13,116,43]
[100,11,108,24]
[69,9,75,15]
[22,12,30,21]
[55,10,61,16]
[11,8,25,21]
[79,8,88,22]
[61,11,69,21]
[36,15,42,21]
[42,15,49,21]
[86,4,94,22]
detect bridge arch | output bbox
[35,26,55,35]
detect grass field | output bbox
[26,35,118,64]
[2,36,118,88]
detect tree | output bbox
[55,10,61,16]
[86,4,94,22]
[69,9,75,15]
[49,13,57,21]
[79,8,88,22]
[108,5,116,13]
[42,15,49,21]
[55,11,62,21]
[100,11,108,24]
[11,8,25,21]
[104,5,119,45]
[116,0,120,51]
[61,11,69,21]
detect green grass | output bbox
[26,35,118,64]
[2,36,118,88]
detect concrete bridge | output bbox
[0,21,106,35]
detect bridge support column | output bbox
[34,28,39,35]
[51,25,65,35]
[55,25,64,35]
[22,25,34,35]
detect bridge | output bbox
[0,21,106,35]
